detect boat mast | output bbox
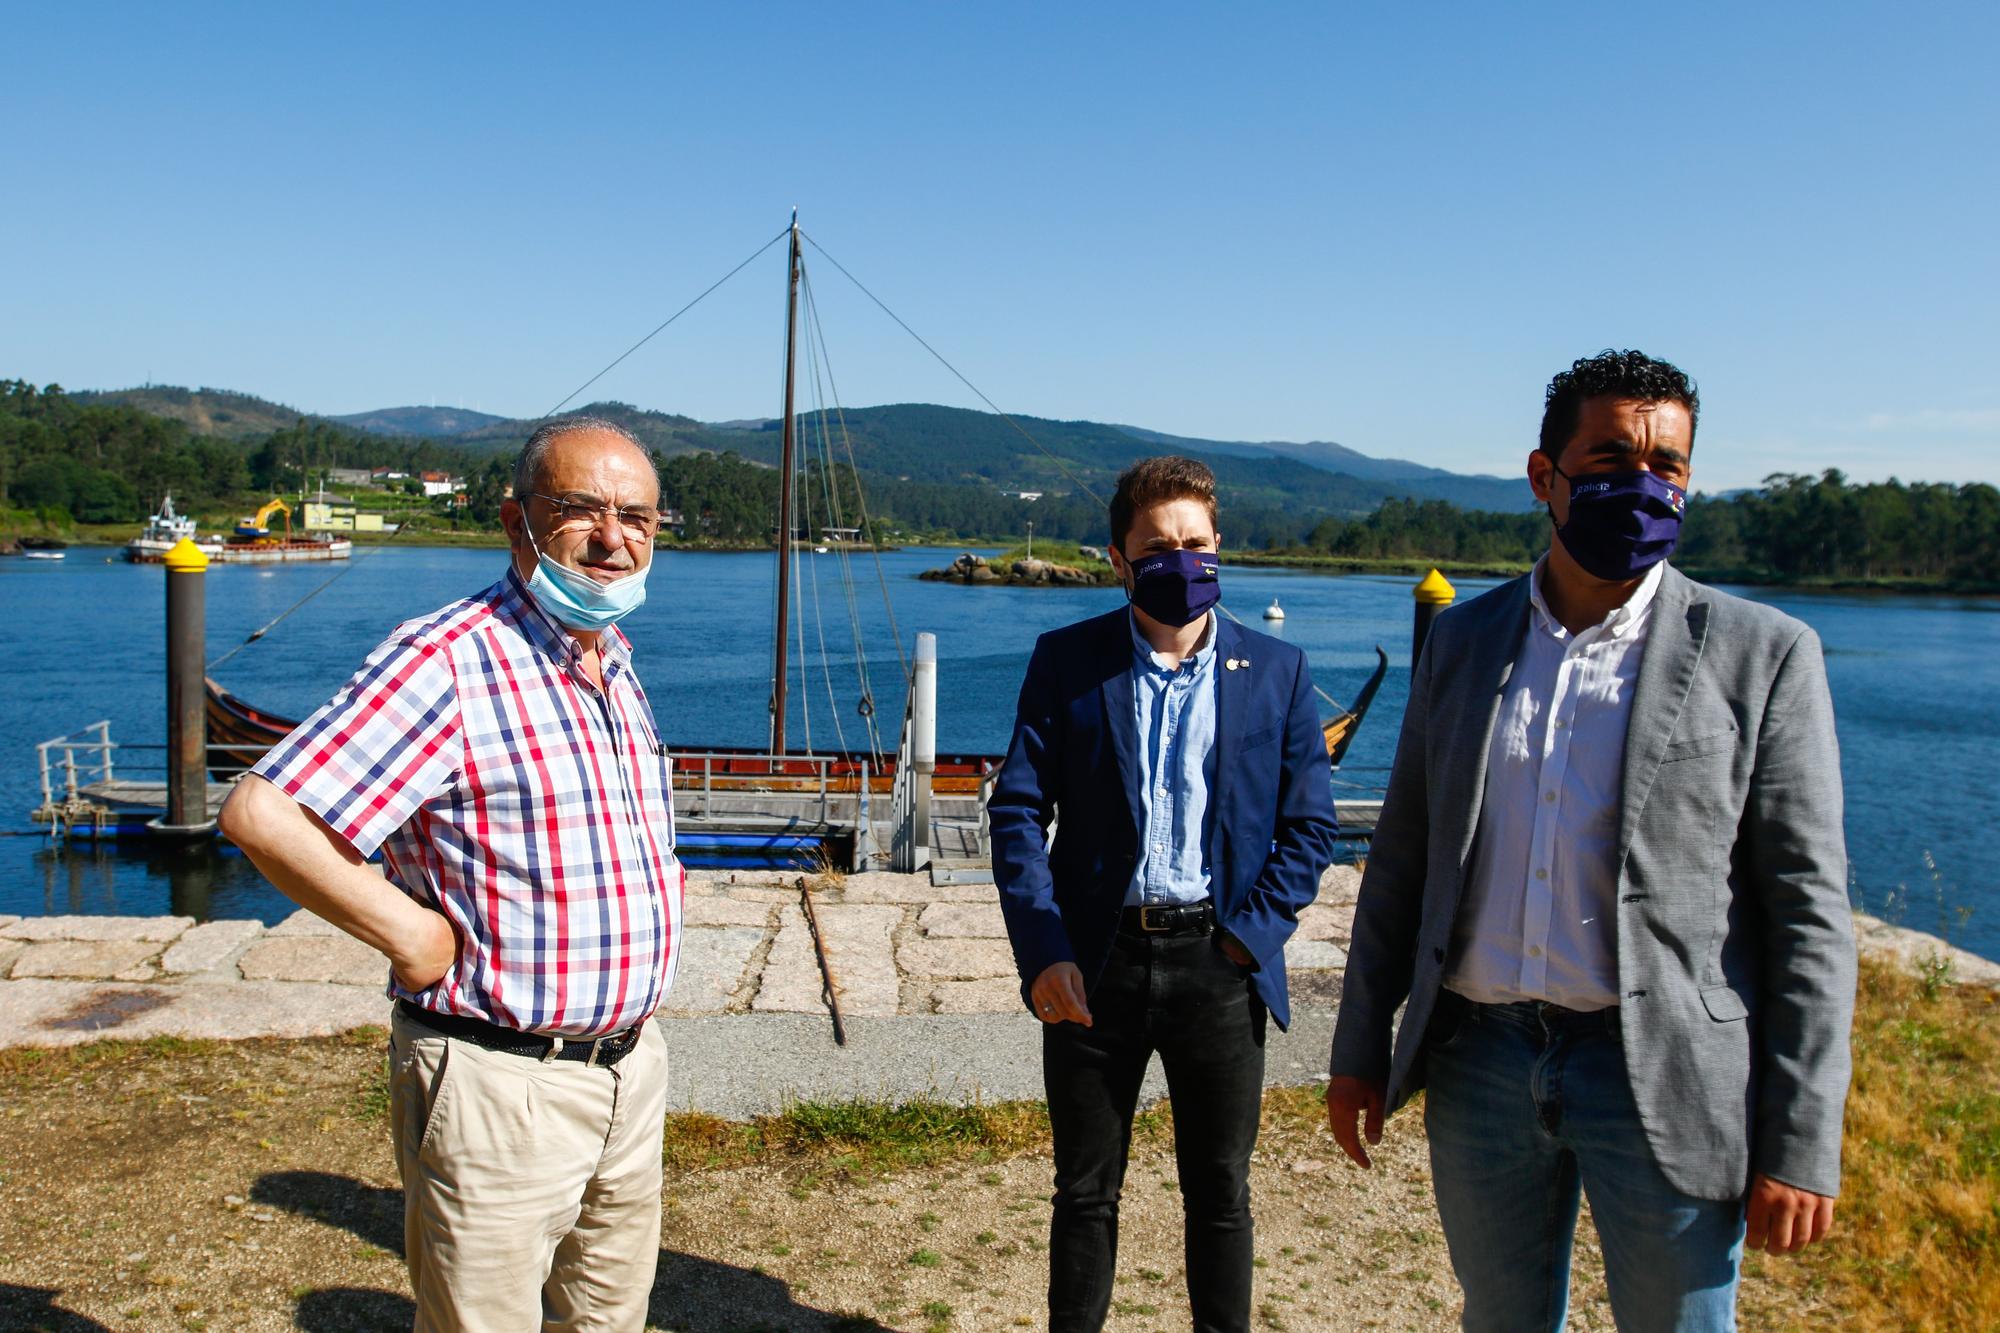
[771,209,802,756]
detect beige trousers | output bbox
[388,1008,669,1332]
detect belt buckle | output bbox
[585,1028,631,1068]
[1139,904,1171,933]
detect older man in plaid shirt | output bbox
[220,417,682,1331]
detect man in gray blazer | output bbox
[1326,350,1856,1331]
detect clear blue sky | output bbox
[3,2,1995,493]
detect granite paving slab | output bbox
[682,896,777,929]
[931,978,1024,1014]
[898,938,1018,980]
[10,940,164,981]
[915,902,1008,938]
[237,936,387,987]
[264,909,344,938]
[661,926,764,1015]
[160,919,265,975]
[750,906,827,1015]
[0,979,389,1047]
[1,915,192,943]
[809,903,903,1018]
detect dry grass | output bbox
[3,958,1994,1329]
[1740,958,2000,1331]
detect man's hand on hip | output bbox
[1745,1174,1835,1255]
[1325,1075,1386,1169]
[391,907,458,993]
[1031,962,1092,1027]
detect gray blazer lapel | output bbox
[1448,578,1531,878]
[1616,566,1711,866]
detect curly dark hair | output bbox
[1539,349,1699,458]
[1108,455,1218,549]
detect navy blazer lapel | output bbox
[1213,613,1247,770]
[1616,566,1710,866]
[1100,612,1143,834]
[1211,615,1247,849]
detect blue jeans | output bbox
[1422,993,1746,1333]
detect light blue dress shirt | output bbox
[1124,609,1220,907]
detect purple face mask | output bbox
[1125,548,1221,627]
[1550,466,1688,582]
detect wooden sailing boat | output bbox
[202,212,1388,790]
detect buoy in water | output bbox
[1263,598,1285,621]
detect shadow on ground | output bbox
[256,1171,891,1332]
[0,1285,113,1331]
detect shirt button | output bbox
[1553,719,1567,729]
[1543,792,1556,803]
[1535,868,1548,880]
[1528,944,1544,958]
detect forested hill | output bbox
[73,386,308,442]
[63,383,1536,515]
[694,404,1536,514]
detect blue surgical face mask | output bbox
[524,529,649,632]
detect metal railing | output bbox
[34,722,115,807]
[665,750,840,826]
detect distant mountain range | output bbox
[75,385,1536,515]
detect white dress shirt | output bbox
[1444,558,1664,1011]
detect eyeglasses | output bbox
[525,492,662,540]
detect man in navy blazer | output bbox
[989,456,1339,1333]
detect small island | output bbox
[920,543,1119,587]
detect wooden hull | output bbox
[205,648,1388,791]
[204,679,998,792]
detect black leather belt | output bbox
[1118,901,1216,936]
[396,999,643,1069]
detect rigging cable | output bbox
[1213,601,1347,713]
[541,225,792,420]
[209,519,415,671]
[802,265,910,688]
[797,316,854,758]
[800,263,889,762]
[798,229,1107,508]
[217,232,792,673]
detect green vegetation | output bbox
[1738,959,2000,1331]
[6,379,1995,588]
[991,541,1111,570]
[1266,475,2000,589]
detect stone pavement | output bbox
[0,867,1362,1049]
[1,867,1990,1117]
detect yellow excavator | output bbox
[234,497,292,539]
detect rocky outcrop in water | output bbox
[919,551,1115,587]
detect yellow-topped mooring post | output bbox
[161,537,212,832]
[1411,568,1456,679]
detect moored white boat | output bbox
[125,493,225,563]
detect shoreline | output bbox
[11,527,1997,595]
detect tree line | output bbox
[5,381,1994,584]
[1287,472,2000,584]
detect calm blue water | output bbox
[1,547,1994,959]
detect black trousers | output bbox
[1042,928,1269,1333]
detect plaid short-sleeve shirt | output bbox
[252,567,681,1037]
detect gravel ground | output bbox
[0,1033,1815,1331]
